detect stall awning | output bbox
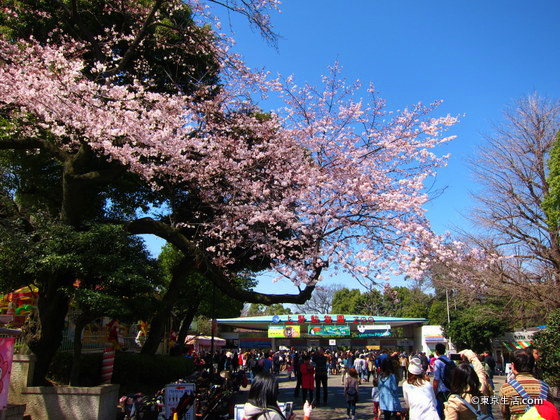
[185,335,226,347]
[424,335,447,342]
[502,340,533,351]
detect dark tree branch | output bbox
[104,0,165,77]
[126,217,318,304]
[0,139,42,150]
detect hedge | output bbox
[48,351,195,394]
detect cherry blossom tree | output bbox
[430,95,560,321]
[0,0,457,383]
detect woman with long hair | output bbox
[344,368,360,420]
[242,371,313,420]
[444,350,490,420]
[378,357,402,420]
[402,358,439,420]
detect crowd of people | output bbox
[232,344,557,420]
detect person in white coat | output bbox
[402,358,439,420]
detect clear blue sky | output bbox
[143,0,560,295]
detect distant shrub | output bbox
[533,309,560,387]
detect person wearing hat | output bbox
[402,358,439,420]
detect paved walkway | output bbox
[237,373,506,420]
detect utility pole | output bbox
[210,283,216,374]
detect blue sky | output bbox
[144,0,560,295]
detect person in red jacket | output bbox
[300,354,315,405]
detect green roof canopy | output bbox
[216,314,426,331]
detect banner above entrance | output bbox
[357,324,391,337]
[308,325,351,337]
[217,314,427,332]
[268,325,301,338]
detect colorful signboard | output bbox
[357,324,391,337]
[275,314,378,324]
[268,325,301,338]
[308,325,351,337]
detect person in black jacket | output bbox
[293,352,303,397]
[312,348,329,406]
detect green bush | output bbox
[533,309,560,387]
[48,352,194,394]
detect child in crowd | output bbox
[372,377,380,420]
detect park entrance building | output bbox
[217,314,427,352]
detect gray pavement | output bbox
[237,373,506,420]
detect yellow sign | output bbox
[366,345,381,350]
[268,325,301,338]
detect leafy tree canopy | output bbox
[533,309,560,387]
[246,303,292,316]
[442,302,511,353]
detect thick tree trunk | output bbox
[174,300,200,355]
[24,277,71,386]
[70,316,88,386]
[141,258,193,355]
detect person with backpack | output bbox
[344,368,360,420]
[247,354,258,382]
[433,343,455,419]
[499,349,557,420]
[443,349,491,420]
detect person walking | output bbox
[344,368,360,420]
[367,353,377,382]
[341,352,351,385]
[353,354,365,383]
[372,377,381,420]
[400,354,409,380]
[378,358,402,420]
[300,354,315,405]
[293,352,303,397]
[402,358,439,420]
[433,343,453,419]
[482,351,496,390]
[312,348,329,406]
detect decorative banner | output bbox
[308,325,351,337]
[357,324,391,337]
[0,337,15,410]
[268,325,301,338]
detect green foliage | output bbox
[158,244,253,321]
[543,131,560,233]
[331,286,447,324]
[532,309,560,387]
[246,303,292,316]
[443,303,511,353]
[0,221,161,322]
[331,288,362,313]
[48,351,194,393]
[0,0,219,96]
